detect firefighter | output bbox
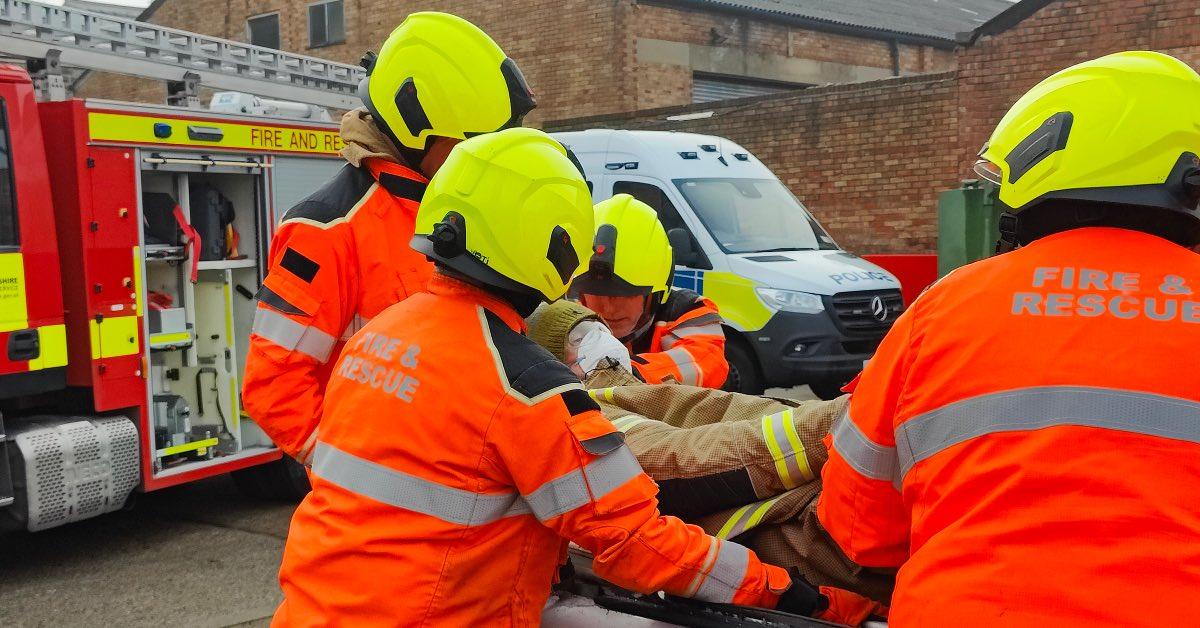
[571,194,730,388]
[818,51,1200,626]
[273,128,833,625]
[242,12,536,465]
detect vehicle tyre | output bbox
[808,378,848,401]
[722,340,764,395]
[232,457,311,502]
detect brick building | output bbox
[550,0,1200,254]
[75,0,1009,123]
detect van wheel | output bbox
[722,341,764,395]
[808,379,848,401]
[232,457,311,502]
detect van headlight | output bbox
[755,288,825,313]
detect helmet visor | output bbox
[973,159,1003,185]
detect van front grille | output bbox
[827,289,904,334]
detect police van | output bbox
[553,129,903,398]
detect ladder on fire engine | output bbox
[0,0,364,108]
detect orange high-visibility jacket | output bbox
[242,158,432,462]
[273,275,789,626]
[633,289,728,388]
[818,227,1200,626]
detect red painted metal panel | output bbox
[143,450,282,491]
[863,254,938,307]
[3,68,61,330]
[86,146,144,411]
[41,99,96,387]
[0,66,64,379]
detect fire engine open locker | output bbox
[3,99,343,530]
[0,0,361,532]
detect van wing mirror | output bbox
[667,228,699,267]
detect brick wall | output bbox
[547,73,962,255]
[77,0,635,124]
[75,0,955,122]
[958,0,1200,167]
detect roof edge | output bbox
[138,0,167,22]
[544,71,957,131]
[644,0,958,50]
[958,0,1058,46]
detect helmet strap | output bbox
[620,293,660,346]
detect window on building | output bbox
[246,13,281,49]
[308,0,345,48]
[692,73,809,104]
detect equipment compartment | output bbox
[138,153,272,474]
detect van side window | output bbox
[612,181,686,233]
[613,180,710,270]
[0,100,17,248]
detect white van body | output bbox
[553,129,903,397]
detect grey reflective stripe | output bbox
[693,540,751,604]
[896,386,1200,481]
[831,407,899,486]
[675,313,722,329]
[524,444,643,521]
[662,324,723,349]
[665,348,701,385]
[312,441,530,525]
[252,306,337,363]
[684,540,720,596]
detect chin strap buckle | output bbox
[996,212,1020,253]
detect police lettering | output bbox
[829,271,895,285]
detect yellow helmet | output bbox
[359,12,536,152]
[572,194,674,303]
[974,51,1200,243]
[411,128,593,302]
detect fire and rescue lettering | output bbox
[249,127,344,153]
[335,330,421,402]
[1012,266,1199,323]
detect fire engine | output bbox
[0,0,363,532]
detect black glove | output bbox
[774,568,829,617]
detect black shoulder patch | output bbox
[282,164,375,224]
[280,247,319,283]
[378,172,427,203]
[561,388,600,416]
[659,288,705,322]
[483,309,582,399]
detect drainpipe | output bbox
[889,39,901,76]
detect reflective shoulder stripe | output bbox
[664,347,702,386]
[524,444,644,521]
[674,312,723,329]
[252,306,337,363]
[896,386,1200,481]
[831,407,899,487]
[692,540,751,604]
[661,324,723,350]
[312,441,530,525]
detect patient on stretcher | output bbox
[528,301,893,625]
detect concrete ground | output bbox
[0,386,816,628]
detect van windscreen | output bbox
[673,178,836,254]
